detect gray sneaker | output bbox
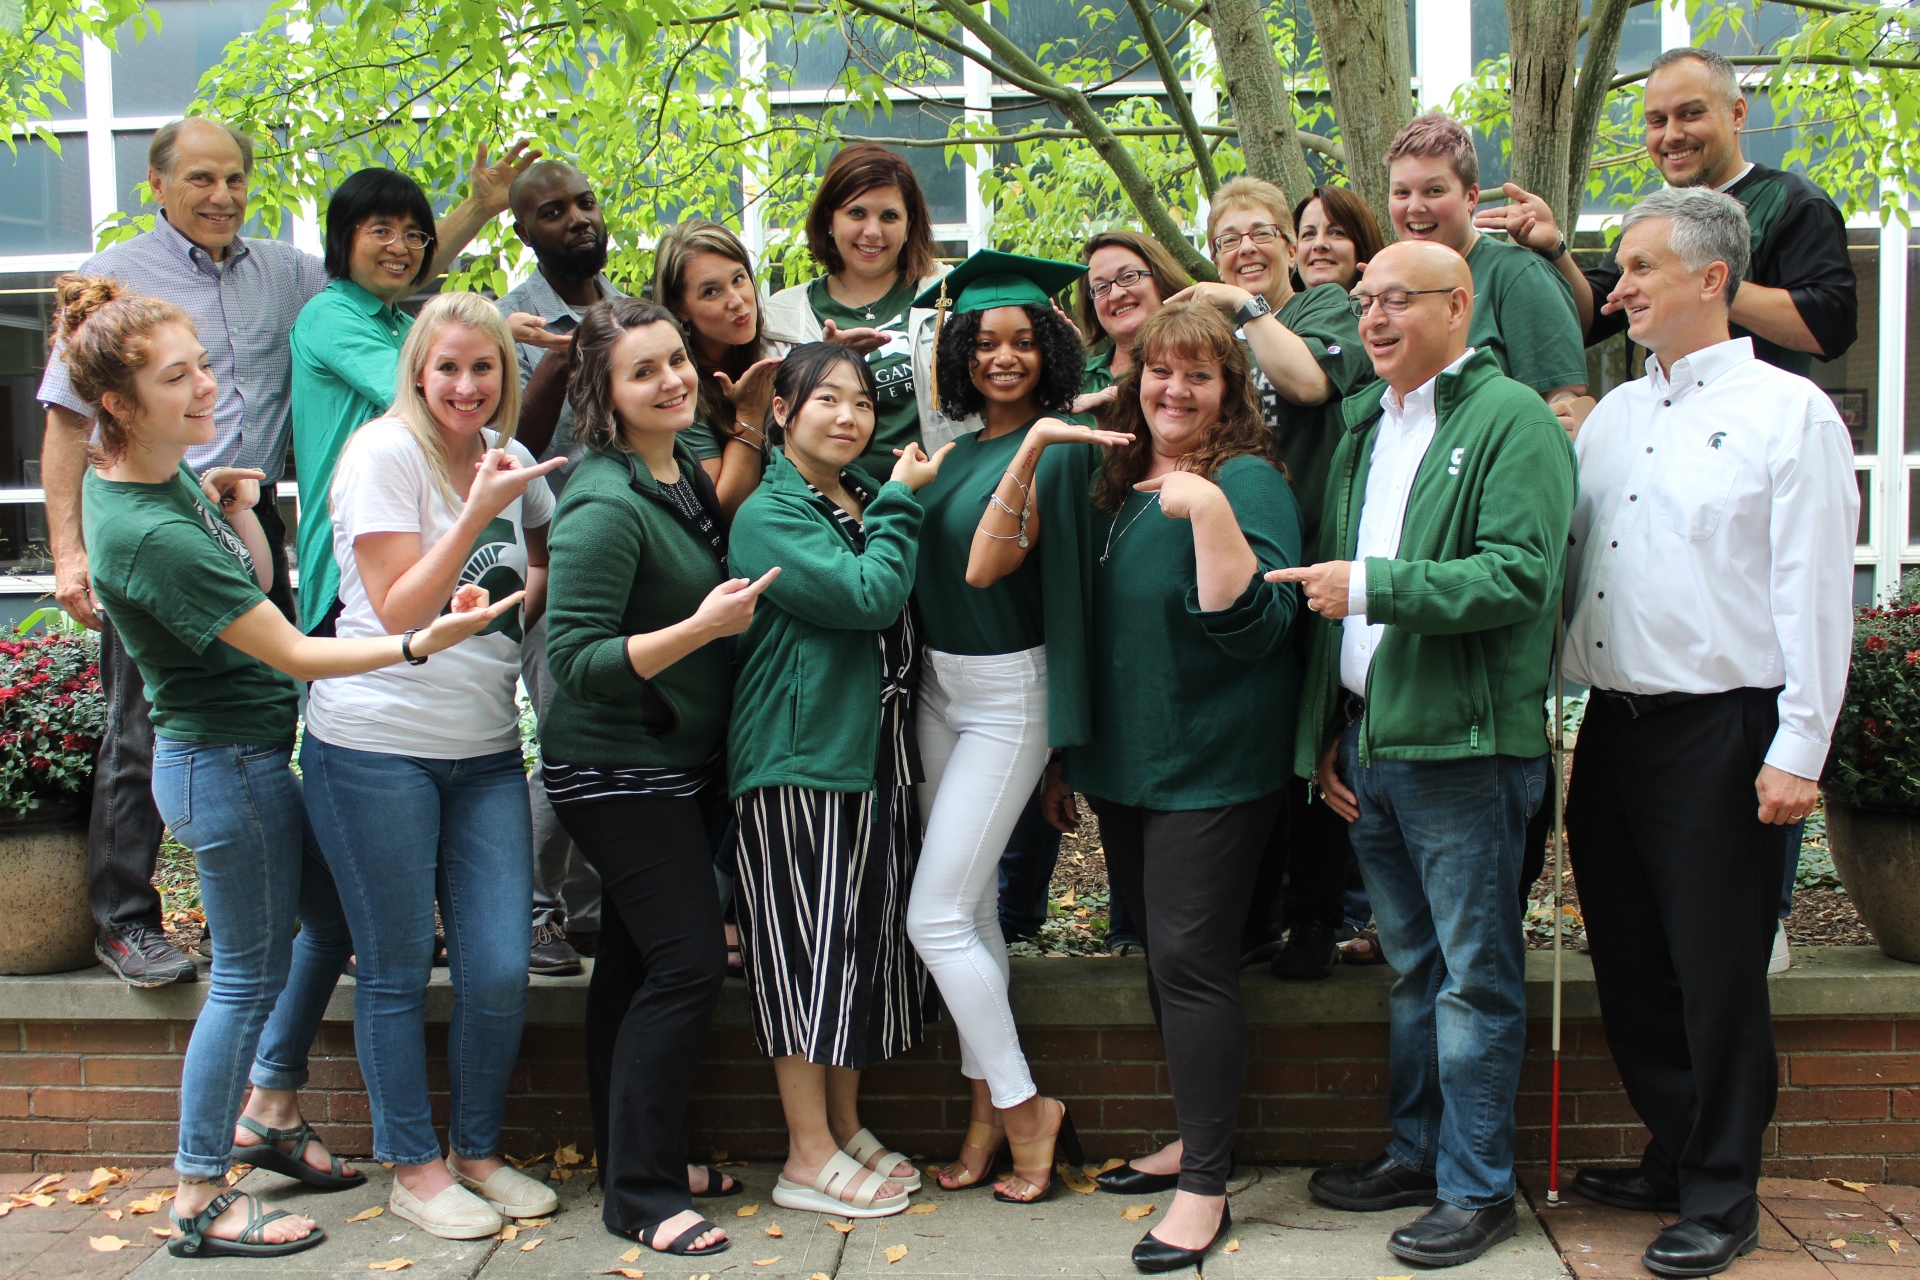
[530,922,583,976]
[96,924,198,988]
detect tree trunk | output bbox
[1566,0,1632,220]
[1301,0,1414,238]
[1208,0,1318,202]
[1505,0,1581,231]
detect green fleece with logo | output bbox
[1292,348,1577,773]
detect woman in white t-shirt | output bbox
[299,292,564,1241]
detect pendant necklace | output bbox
[1100,492,1161,566]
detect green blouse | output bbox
[1065,453,1303,809]
[912,419,1100,748]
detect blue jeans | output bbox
[1339,721,1546,1209]
[151,740,352,1180]
[997,781,1061,941]
[300,736,532,1166]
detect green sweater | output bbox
[543,443,733,767]
[1293,348,1577,774]
[1065,454,1303,810]
[727,450,923,794]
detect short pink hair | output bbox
[1385,111,1479,190]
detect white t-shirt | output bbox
[304,416,555,759]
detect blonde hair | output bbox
[378,292,524,503]
[51,274,195,465]
[1206,176,1298,254]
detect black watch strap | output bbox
[1535,236,1568,262]
[1235,294,1273,328]
[401,629,428,665]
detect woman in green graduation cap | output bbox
[904,251,1132,1205]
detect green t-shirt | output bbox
[912,420,1101,747]
[1065,454,1303,809]
[1465,235,1588,398]
[1070,348,1118,428]
[680,418,729,461]
[290,278,413,633]
[808,275,921,476]
[82,464,300,747]
[1258,284,1371,554]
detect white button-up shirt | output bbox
[1563,337,1857,779]
[1340,349,1475,696]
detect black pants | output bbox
[1243,776,1352,946]
[1093,790,1282,1195]
[553,791,727,1235]
[997,781,1062,941]
[1567,687,1789,1234]
[88,495,293,934]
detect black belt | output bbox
[1341,691,1367,725]
[1594,688,1711,720]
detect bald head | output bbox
[510,159,609,283]
[509,159,589,225]
[1351,240,1474,395]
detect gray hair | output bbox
[148,118,256,179]
[1620,186,1750,308]
[1648,47,1744,108]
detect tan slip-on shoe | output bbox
[388,1177,503,1240]
[450,1163,561,1219]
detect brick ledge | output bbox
[0,944,1912,1026]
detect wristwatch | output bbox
[1235,294,1273,328]
[1534,236,1568,262]
[401,629,429,665]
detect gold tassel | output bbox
[928,277,950,417]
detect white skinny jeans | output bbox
[908,646,1050,1109]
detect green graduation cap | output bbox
[911,249,1088,315]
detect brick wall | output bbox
[2,1015,1916,1178]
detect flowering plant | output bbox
[1826,572,1920,809]
[0,611,103,818]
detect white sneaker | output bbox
[388,1176,503,1240]
[1769,920,1791,974]
[450,1162,560,1219]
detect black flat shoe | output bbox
[634,1216,731,1256]
[1643,1208,1760,1278]
[1574,1166,1681,1214]
[690,1165,743,1198]
[1308,1150,1438,1211]
[1132,1203,1231,1274]
[1387,1197,1518,1267]
[1096,1162,1181,1195]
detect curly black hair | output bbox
[933,303,1085,421]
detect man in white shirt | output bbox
[1276,240,1576,1267]
[1561,187,1855,1278]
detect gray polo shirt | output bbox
[495,268,624,495]
[38,212,329,483]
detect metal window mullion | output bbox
[1880,206,1910,593]
[963,4,991,254]
[82,36,118,238]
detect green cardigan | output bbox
[726,449,924,795]
[542,442,733,768]
[1293,347,1577,774]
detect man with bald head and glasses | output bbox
[1273,239,1576,1268]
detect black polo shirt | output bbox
[1584,162,1857,376]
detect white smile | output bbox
[1108,299,1138,318]
[657,392,689,410]
[446,398,486,413]
[1405,221,1438,235]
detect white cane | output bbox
[1547,621,1568,1206]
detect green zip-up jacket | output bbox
[726,449,924,795]
[543,442,732,768]
[1293,347,1577,774]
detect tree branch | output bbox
[1123,0,1216,193]
[1611,52,1920,88]
[1568,0,1631,220]
[849,120,1341,162]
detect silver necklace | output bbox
[1100,492,1160,565]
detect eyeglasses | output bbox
[1212,223,1283,254]
[1346,288,1455,318]
[362,223,434,251]
[1089,267,1153,300]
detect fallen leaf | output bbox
[737,1203,761,1217]
[604,1270,646,1279]
[1379,1275,1416,1279]
[754,1258,782,1266]
[621,1245,642,1262]
[829,1219,855,1233]
[104,1209,123,1221]
[520,1217,554,1228]
[23,1174,64,1195]
[1121,1203,1156,1221]
[13,1194,55,1208]
[496,1224,520,1242]
[556,1169,574,1181]
[1056,1164,1096,1195]
[0,1203,9,1217]
[346,1206,384,1223]
[711,1150,729,1162]
[1225,1238,1241,1253]
[903,1202,938,1214]
[812,1274,831,1280]
[548,1168,564,1182]
[1839,1213,1865,1219]
[368,1259,415,1272]
[225,1165,252,1186]
[503,1152,539,1169]
[67,1188,104,1204]
[1058,889,1075,908]
[149,1226,171,1238]
[1830,1239,1849,1250]
[89,1167,128,1190]
[520,1238,544,1252]
[765,1223,785,1236]
[1891,1240,1902,1255]
[125,1191,171,1215]
[555,1144,584,1167]
[884,1243,908,1263]
[1825,1179,1872,1194]
[88,1235,131,1252]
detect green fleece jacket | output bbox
[726,449,924,795]
[1293,347,1576,773]
[543,442,732,768]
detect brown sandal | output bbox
[1340,929,1388,965]
[937,1120,1005,1191]
[993,1100,1084,1205]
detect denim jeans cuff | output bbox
[448,1144,498,1164]
[174,1151,232,1180]
[1437,1186,1516,1210]
[248,1060,309,1092]
[1385,1140,1433,1177]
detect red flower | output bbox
[1906,650,1920,666]
[28,757,48,771]
[1865,716,1881,738]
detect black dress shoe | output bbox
[1387,1197,1518,1267]
[1308,1151,1438,1211]
[1132,1203,1231,1273]
[1643,1208,1760,1278]
[1096,1162,1181,1195]
[1574,1166,1681,1214]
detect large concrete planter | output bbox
[1823,791,1920,964]
[0,806,94,975]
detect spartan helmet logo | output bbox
[1708,431,1728,450]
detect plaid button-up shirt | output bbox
[38,213,330,483]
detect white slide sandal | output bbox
[773,1150,912,1218]
[843,1127,922,1193]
